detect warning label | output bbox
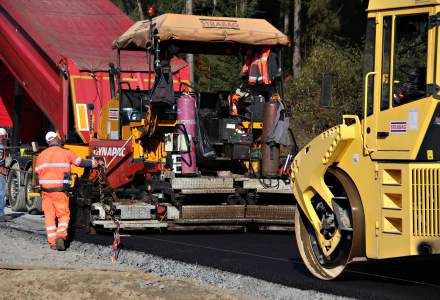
[108,108,119,120]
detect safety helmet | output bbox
[45,131,58,144]
[0,128,6,137]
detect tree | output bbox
[191,0,258,91]
[292,0,301,78]
[194,0,257,17]
[136,0,144,19]
[302,0,366,47]
[186,0,195,84]
[154,1,185,13]
[282,0,290,35]
[305,0,341,42]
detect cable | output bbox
[249,157,279,189]
[175,123,193,167]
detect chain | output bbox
[111,219,121,263]
[96,166,122,263]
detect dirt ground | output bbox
[0,211,343,300]
[0,265,250,300]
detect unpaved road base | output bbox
[0,266,248,300]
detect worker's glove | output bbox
[98,163,106,175]
[91,156,106,169]
[94,157,106,172]
[235,88,249,98]
[91,158,98,168]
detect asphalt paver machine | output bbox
[72,13,296,231]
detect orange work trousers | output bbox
[42,191,70,246]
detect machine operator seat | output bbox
[393,66,426,105]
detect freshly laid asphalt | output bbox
[72,230,440,300]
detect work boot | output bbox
[55,238,65,251]
[50,244,57,251]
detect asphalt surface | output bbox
[71,230,440,300]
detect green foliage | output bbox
[112,1,258,91]
[111,0,186,20]
[111,0,141,20]
[112,1,258,20]
[285,41,363,146]
[195,55,242,92]
[110,0,368,146]
[302,0,367,51]
[305,0,341,40]
[192,0,258,92]
[155,1,186,14]
[194,0,258,17]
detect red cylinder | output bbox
[176,95,197,175]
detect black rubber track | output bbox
[71,230,440,300]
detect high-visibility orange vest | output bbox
[35,146,83,190]
[247,48,272,85]
[228,94,241,116]
[248,52,262,85]
[258,47,271,85]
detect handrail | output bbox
[363,71,376,155]
[342,115,360,126]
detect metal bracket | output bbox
[331,197,353,232]
[429,13,440,28]
[427,83,440,96]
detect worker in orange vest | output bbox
[243,47,275,85]
[35,131,98,250]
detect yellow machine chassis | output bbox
[291,1,440,280]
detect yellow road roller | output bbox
[291,0,440,279]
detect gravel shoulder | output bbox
[0,210,349,300]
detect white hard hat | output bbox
[0,128,6,136]
[45,131,58,143]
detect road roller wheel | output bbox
[295,168,364,280]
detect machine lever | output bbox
[377,131,389,138]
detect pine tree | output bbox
[293,0,301,78]
[186,0,195,84]
[194,0,257,17]
[136,0,144,19]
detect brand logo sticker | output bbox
[200,19,240,30]
[390,121,407,133]
[108,109,119,120]
[93,147,125,157]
